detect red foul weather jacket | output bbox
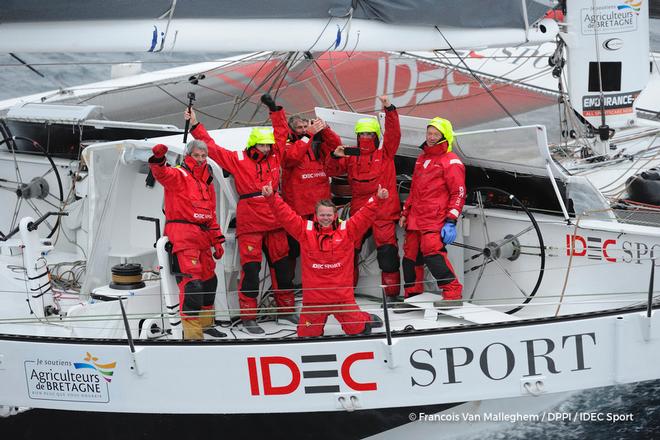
[191,123,282,236]
[324,106,401,220]
[267,193,381,304]
[402,141,466,231]
[270,109,339,216]
[149,155,223,253]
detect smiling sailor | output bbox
[399,117,466,306]
[148,141,227,340]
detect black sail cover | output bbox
[0,0,551,29]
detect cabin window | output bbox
[588,62,621,92]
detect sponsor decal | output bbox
[582,91,640,117]
[603,38,624,50]
[581,0,640,35]
[25,352,116,402]
[311,262,342,270]
[409,332,596,387]
[301,172,327,180]
[375,56,470,110]
[247,352,376,395]
[566,234,660,264]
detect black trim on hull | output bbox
[0,403,462,440]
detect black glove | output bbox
[260,93,279,112]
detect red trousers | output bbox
[403,230,462,300]
[297,301,370,337]
[238,229,295,320]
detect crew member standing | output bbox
[261,93,341,271]
[326,95,402,300]
[399,117,466,304]
[148,141,227,340]
[185,109,297,334]
[262,182,385,337]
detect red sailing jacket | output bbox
[402,141,466,231]
[149,155,222,253]
[324,107,401,220]
[268,193,381,304]
[191,123,282,236]
[270,109,339,216]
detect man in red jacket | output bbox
[262,182,385,337]
[149,141,227,340]
[261,94,341,272]
[325,95,402,300]
[399,117,466,305]
[185,109,296,334]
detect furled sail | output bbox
[0,0,557,52]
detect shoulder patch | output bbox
[237,150,244,161]
[175,167,188,177]
[340,221,347,230]
[306,220,313,230]
[449,158,463,166]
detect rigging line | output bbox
[242,52,300,125]
[306,16,334,52]
[591,0,607,130]
[311,57,357,112]
[223,53,290,127]
[9,53,70,91]
[154,85,226,123]
[431,32,516,127]
[155,0,177,52]
[419,49,558,98]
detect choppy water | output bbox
[0,18,659,440]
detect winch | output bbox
[109,263,145,290]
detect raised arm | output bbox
[148,144,185,189]
[186,108,238,174]
[318,125,343,159]
[262,183,307,241]
[346,185,388,240]
[379,95,401,159]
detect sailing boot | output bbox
[182,317,203,340]
[243,319,265,335]
[272,258,298,325]
[381,271,401,299]
[397,261,425,313]
[200,305,227,338]
[439,279,464,308]
[239,292,263,334]
[360,314,384,335]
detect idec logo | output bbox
[566,234,660,264]
[247,352,377,396]
[74,352,117,383]
[375,56,470,111]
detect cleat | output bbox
[243,319,265,334]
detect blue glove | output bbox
[441,221,457,245]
